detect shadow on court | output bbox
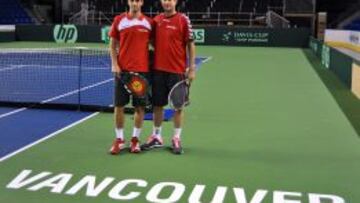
[302,49,360,138]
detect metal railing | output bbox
[186,12,257,26]
[69,9,112,25]
[266,10,290,28]
[66,9,293,28]
[66,11,272,27]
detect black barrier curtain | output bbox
[15,25,311,47]
[284,0,314,14]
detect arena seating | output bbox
[344,17,360,31]
[0,0,32,24]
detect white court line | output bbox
[41,78,114,103]
[0,112,99,163]
[0,108,28,119]
[201,56,213,64]
[0,78,113,119]
[0,64,109,72]
[0,65,28,72]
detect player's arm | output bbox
[183,15,196,82]
[110,37,121,77]
[109,16,121,77]
[187,40,196,82]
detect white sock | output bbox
[132,127,142,138]
[173,128,182,139]
[153,126,162,137]
[115,128,124,140]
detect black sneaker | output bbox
[171,137,183,155]
[140,135,164,150]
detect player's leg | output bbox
[169,73,186,154]
[134,106,145,130]
[130,103,145,153]
[172,109,184,154]
[109,76,130,155]
[115,106,125,136]
[141,71,166,150]
[153,106,164,130]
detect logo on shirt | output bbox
[166,25,177,30]
[138,28,149,33]
[118,18,152,31]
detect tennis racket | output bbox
[120,72,149,99]
[168,79,190,110]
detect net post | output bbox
[78,48,83,111]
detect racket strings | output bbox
[169,80,190,109]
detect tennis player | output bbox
[141,0,196,154]
[108,0,153,154]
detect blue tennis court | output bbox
[0,108,94,161]
[0,51,209,162]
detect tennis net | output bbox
[0,47,115,111]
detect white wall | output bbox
[325,29,360,49]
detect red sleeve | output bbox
[182,14,194,43]
[109,16,121,39]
